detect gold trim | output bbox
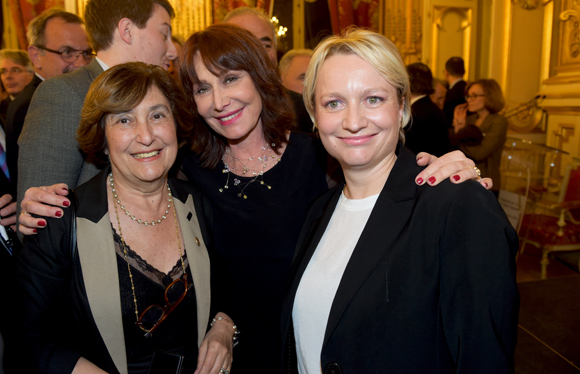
[431,6,472,80]
[543,74,580,84]
[542,106,580,114]
[540,1,554,82]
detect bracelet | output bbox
[211,316,240,342]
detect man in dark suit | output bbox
[224,7,314,132]
[405,62,449,157]
[5,9,89,195]
[17,0,177,209]
[443,56,466,126]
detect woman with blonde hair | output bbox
[281,28,519,374]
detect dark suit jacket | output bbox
[281,145,519,374]
[17,59,104,210]
[443,80,466,126]
[5,74,43,192]
[405,96,450,157]
[0,97,11,123]
[16,169,213,374]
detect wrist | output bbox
[210,316,240,344]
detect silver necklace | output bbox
[109,173,171,226]
[219,142,281,199]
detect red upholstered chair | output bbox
[519,162,580,279]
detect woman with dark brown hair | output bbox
[17,62,234,374]
[451,78,508,196]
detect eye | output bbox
[262,42,272,50]
[60,49,72,56]
[224,75,238,84]
[152,112,166,120]
[195,85,209,95]
[325,100,340,109]
[367,96,383,104]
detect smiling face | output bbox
[133,4,177,70]
[281,55,311,94]
[192,52,263,145]
[105,85,178,188]
[315,54,403,173]
[0,58,33,96]
[466,83,486,114]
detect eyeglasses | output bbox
[0,67,27,76]
[136,273,191,338]
[465,94,485,101]
[34,46,95,64]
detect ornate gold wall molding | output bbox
[547,0,580,77]
[381,0,423,64]
[430,6,472,80]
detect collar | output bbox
[95,57,110,71]
[35,72,45,81]
[411,95,427,105]
[449,78,464,90]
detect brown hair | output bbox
[77,62,193,164]
[466,79,505,114]
[180,23,295,168]
[84,0,174,52]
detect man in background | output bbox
[5,9,90,197]
[430,77,447,111]
[279,48,312,94]
[0,50,34,120]
[406,62,449,157]
[443,56,466,126]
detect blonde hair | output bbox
[302,28,410,141]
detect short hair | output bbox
[77,62,193,164]
[84,0,175,53]
[432,77,446,90]
[303,27,410,142]
[279,49,313,77]
[445,57,465,77]
[180,24,294,168]
[223,7,277,50]
[27,8,84,48]
[407,62,434,96]
[466,79,505,114]
[0,50,34,72]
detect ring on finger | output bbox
[469,165,482,180]
[220,369,229,374]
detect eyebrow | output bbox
[260,36,273,44]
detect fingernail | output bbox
[428,176,436,184]
[62,187,68,191]
[484,182,489,188]
[55,211,62,217]
[417,156,423,161]
[63,201,70,207]
[38,221,46,227]
[453,175,460,182]
[33,229,37,234]
[416,177,424,185]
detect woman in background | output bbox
[451,79,508,196]
[282,28,519,374]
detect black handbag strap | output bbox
[68,189,78,260]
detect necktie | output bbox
[0,142,10,182]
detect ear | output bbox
[117,18,134,45]
[28,46,42,70]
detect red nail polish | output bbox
[38,221,46,227]
[55,211,62,217]
[484,182,489,188]
[63,201,70,207]
[453,175,460,182]
[428,176,436,184]
[417,156,423,162]
[33,229,37,233]
[416,178,424,185]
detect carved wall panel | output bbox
[556,0,580,73]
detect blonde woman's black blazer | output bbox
[281,144,519,374]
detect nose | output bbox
[212,86,230,112]
[342,103,366,133]
[166,39,178,62]
[136,120,155,145]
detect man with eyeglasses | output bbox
[2,9,90,202]
[0,50,34,116]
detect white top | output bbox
[292,191,379,374]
